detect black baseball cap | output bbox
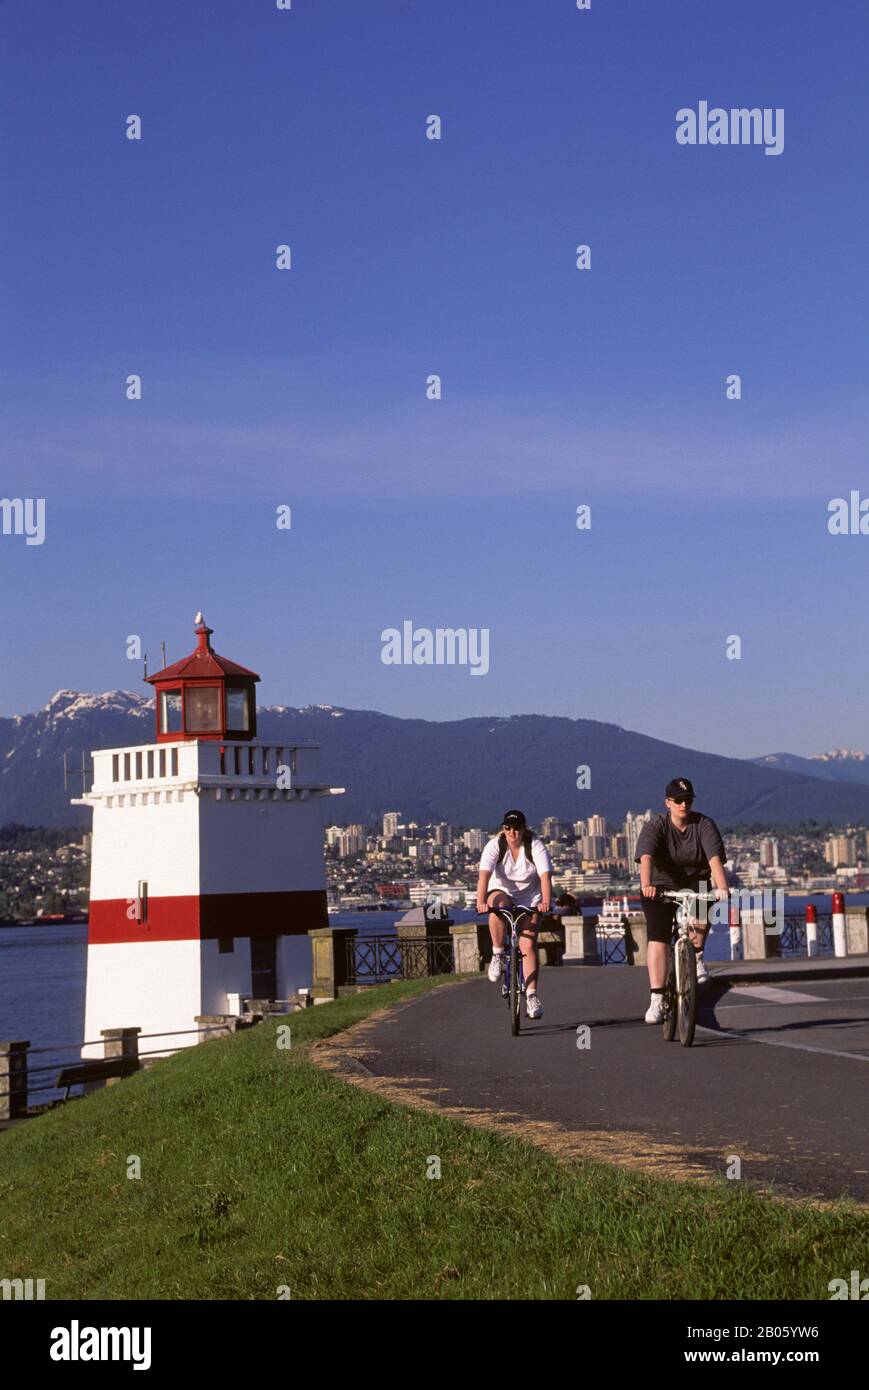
[502,809,527,829]
[666,778,695,800]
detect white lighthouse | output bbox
[75,615,338,1054]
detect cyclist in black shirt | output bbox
[634,777,729,1023]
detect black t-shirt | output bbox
[634,811,727,889]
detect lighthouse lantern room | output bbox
[75,615,337,1056]
[148,612,258,743]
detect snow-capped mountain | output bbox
[7,690,869,828]
[751,749,869,787]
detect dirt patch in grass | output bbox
[309,1002,780,1190]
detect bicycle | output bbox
[659,888,712,1047]
[481,904,535,1035]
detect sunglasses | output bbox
[670,796,694,806]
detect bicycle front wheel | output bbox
[677,937,697,1046]
[661,946,677,1042]
[510,943,521,1035]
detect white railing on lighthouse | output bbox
[87,740,326,796]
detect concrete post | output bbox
[845,905,869,957]
[741,909,771,960]
[308,926,357,1000]
[561,914,587,964]
[396,918,452,979]
[450,921,487,974]
[0,1041,30,1120]
[624,912,648,966]
[100,1027,141,1086]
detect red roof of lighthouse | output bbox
[145,616,260,685]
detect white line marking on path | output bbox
[717,992,869,1012]
[696,1024,869,1063]
[726,985,828,1005]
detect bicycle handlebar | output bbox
[475,905,566,918]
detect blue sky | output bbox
[1,0,867,759]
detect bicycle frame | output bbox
[659,889,711,1046]
[661,890,700,987]
[490,904,534,1035]
[496,905,531,966]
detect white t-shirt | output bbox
[479,835,553,908]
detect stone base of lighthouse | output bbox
[77,738,333,1057]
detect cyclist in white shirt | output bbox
[476,809,553,1020]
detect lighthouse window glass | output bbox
[185,686,221,732]
[160,690,183,734]
[226,688,249,732]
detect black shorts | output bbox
[641,891,709,945]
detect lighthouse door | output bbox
[250,936,277,1002]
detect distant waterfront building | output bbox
[624,810,652,864]
[337,825,366,858]
[382,811,401,838]
[433,822,453,846]
[463,828,486,852]
[541,816,562,841]
[581,834,606,862]
[408,841,434,864]
[759,837,780,868]
[573,820,587,840]
[825,835,856,869]
[588,814,607,839]
[559,869,614,894]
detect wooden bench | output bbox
[55,1056,140,1101]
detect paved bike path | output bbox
[333,965,869,1202]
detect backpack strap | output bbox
[498,830,535,864]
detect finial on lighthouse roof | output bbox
[194,611,214,652]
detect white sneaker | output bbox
[645,995,664,1024]
[487,952,505,983]
[526,992,543,1020]
[695,956,710,984]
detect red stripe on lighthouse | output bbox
[88,890,328,944]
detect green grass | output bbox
[0,976,865,1300]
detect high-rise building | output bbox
[759,837,780,868]
[433,822,453,846]
[624,810,652,865]
[825,835,856,868]
[572,820,587,840]
[383,811,401,838]
[337,825,366,858]
[541,816,561,841]
[581,834,606,862]
[463,828,486,852]
[588,814,607,838]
